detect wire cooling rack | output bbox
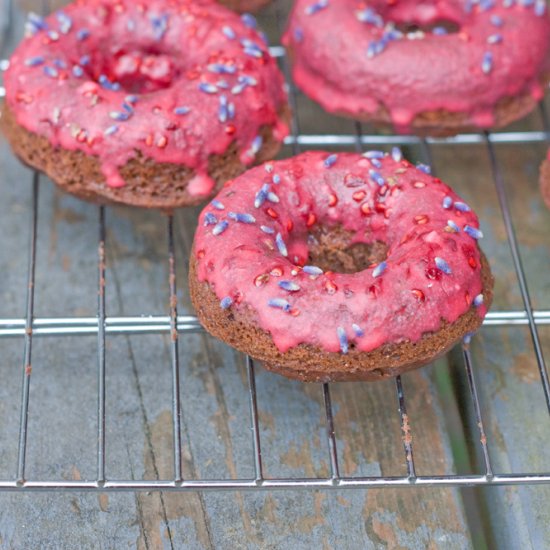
[0,0,550,492]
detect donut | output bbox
[282,0,550,135]
[2,0,289,208]
[189,151,494,382]
[540,151,550,209]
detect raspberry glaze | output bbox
[5,0,288,195]
[283,0,550,131]
[194,151,490,354]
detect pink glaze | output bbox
[283,0,550,132]
[5,0,288,194]
[194,151,490,354]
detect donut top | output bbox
[5,0,288,194]
[195,151,489,354]
[283,0,550,130]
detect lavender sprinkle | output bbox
[454,201,471,212]
[25,56,44,67]
[337,327,348,354]
[464,225,483,240]
[220,296,233,309]
[443,196,453,209]
[474,294,484,307]
[324,154,338,168]
[303,265,323,277]
[268,298,291,312]
[435,257,452,274]
[174,106,191,116]
[352,324,365,337]
[372,261,387,278]
[211,200,225,210]
[204,213,218,226]
[212,220,229,236]
[392,147,403,162]
[279,281,301,292]
[260,225,275,234]
[275,233,288,257]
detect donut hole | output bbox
[306,225,388,274]
[394,19,460,35]
[84,48,180,94]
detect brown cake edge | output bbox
[1,103,290,209]
[189,248,494,382]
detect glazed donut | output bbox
[283,0,550,135]
[190,151,494,382]
[2,0,289,208]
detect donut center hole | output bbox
[394,19,460,35]
[307,226,388,274]
[89,49,179,93]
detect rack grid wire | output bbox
[0,0,550,492]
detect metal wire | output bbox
[1,3,550,492]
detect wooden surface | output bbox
[0,1,549,548]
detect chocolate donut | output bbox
[2,0,289,208]
[283,0,550,135]
[190,151,494,382]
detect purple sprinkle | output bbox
[293,27,304,42]
[220,296,233,309]
[218,96,228,123]
[482,52,493,74]
[104,125,119,136]
[352,324,364,337]
[303,265,323,277]
[417,163,431,174]
[25,56,45,67]
[324,154,338,168]
[213,220,229,236]
[231,83,246,95]
[222,26,236,40]
[474,294,484,307]
[76,28,90,41]
[433,26,447,35]
[367,39,386,58]
[228,212,256,224]
[204,213,218,226]
[43,66,59,78]
[80,55,91,66]
[72,65,84,78]
[447,220,460,233]
[125,95,138,104]
[99,74,121,91]
[267,191,279,203]
[369,170,385,186]
[216,79,229,90]
[174,106,191,116]
[228,102,235,120]
[211,200,225,210]
[272,174,281,184]
[535,0,546,16]
[372,261,387,278]
[392,147,403,162]
[279,280,301,292]
[454,201,471,212]
[463,333,473,345]
[150,13,169,41]
[487,33,502,44]
[53,58,67,69]
[435,257,452,274]
[208,63,237,75]
[122,102,134,114]
[241,13,258,28]
[268,298,291,312]
[464,225,483,240]
[490,14,504,26]
[364,150,384,159]
[47,30,60,41]
[56,11,72,34]
[251,136,263,155]
[370,158,382,169]
[243,45,263,59]
[275,233,288,257]
[109,111,130,121]
[305,0,329,16]
[356,7,383,27]
[199,82,218,94]
[443,196,453,209]
[337,327,348,354]
[255,185,269,208]
[260,225,275,234]
[26,12,48,34]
